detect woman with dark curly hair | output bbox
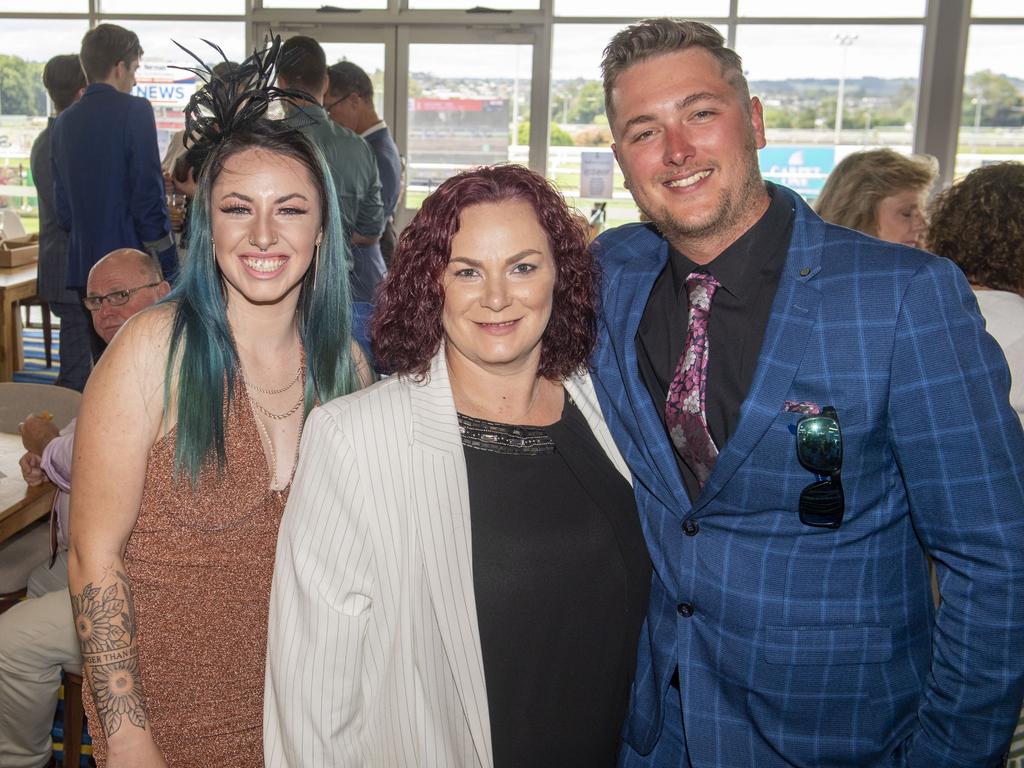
[927,161,1024,424]
[265,164,651,767]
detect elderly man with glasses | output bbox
[0,248,167,768]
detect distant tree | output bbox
[517,121,574,146]
[567,80,605,124]
[0,55,44,116]
[763,105,795,129]
[962,70,1024,127]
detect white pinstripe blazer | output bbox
[264,349,632,767]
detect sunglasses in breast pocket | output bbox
[795,406,844,529]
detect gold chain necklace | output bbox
[249,393,305,420]
[245,364,302,395]
[243,347,306,420]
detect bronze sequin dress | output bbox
[83,385,291,766]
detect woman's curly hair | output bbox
[371,164,597,380]
[927,162,1024,293]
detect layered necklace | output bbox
[242,345,307,493]
[243,346,307,420]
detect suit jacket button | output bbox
[682,519,699,536]
[677,602,694,618]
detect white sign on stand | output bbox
[580,151,615,199]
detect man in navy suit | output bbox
[30,54,89,391]
[51,24,176,359]
[590,18,1024,767]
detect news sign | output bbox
[132,67,200,107]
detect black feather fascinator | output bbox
[171,34,317,179]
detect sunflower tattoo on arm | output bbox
[72,570,149,736]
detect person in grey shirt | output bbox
[325,61,403,268]
[277,36,386,354]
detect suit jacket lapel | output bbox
[565,372,632,485]
[408,350,493,768]
[599,235,692,518]
[694,190,824,513]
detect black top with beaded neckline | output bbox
[459,392,651,768]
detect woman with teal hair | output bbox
[66,40,371,767]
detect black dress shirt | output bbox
[637,183,794,501]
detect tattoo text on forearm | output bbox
[71,568,149,737]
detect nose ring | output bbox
[248,235,279,252]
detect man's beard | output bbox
[637,136,763,246]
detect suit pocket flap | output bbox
[764,625,892,665]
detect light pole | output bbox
[971,95,986,153]
[833,33,858,146]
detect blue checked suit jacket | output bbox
[591,185,1024,768]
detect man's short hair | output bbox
[327,61,374,102]
[42,54,86,112]
[79,23,143,84]
[279,36,327,94]
[90,248,164,286]
[601,18,749,124]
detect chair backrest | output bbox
[0,383,82,433]
[0,209,27,240]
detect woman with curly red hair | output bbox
[265,164,651,767]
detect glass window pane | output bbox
[956,26,1024,178]
[409,0,537,9]
[322,43,387,117]
[972,0,1024,17]
[405,43,531,209]
[0,0,86,10]
[263,0,386,9]
[555,0,727,18]
[737,24,924,200]
[738,0,925,16]
[107,21,246,160]
[100,0,243,13]
[0,19,90,234]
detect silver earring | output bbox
[312,242,321,295]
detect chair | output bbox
[0,382,81,433]
[0,208,28,239]
[0,520,50,612]
[61,671,85,768]
[17,297,55,369]
[2,209,54,368]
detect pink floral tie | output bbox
[665,271,721,489]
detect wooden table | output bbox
[0,432,53,546]
[0,263,37,382]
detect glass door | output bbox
[254,23,545,228]
[398,26,540,221]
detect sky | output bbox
[0,11,1021,84]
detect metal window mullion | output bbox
[528,21,552,176]
[914,0,970,188]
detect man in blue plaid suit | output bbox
[590,19,1024,768]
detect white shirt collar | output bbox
[361,120,388,138]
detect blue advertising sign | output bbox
[758,146,836,201]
